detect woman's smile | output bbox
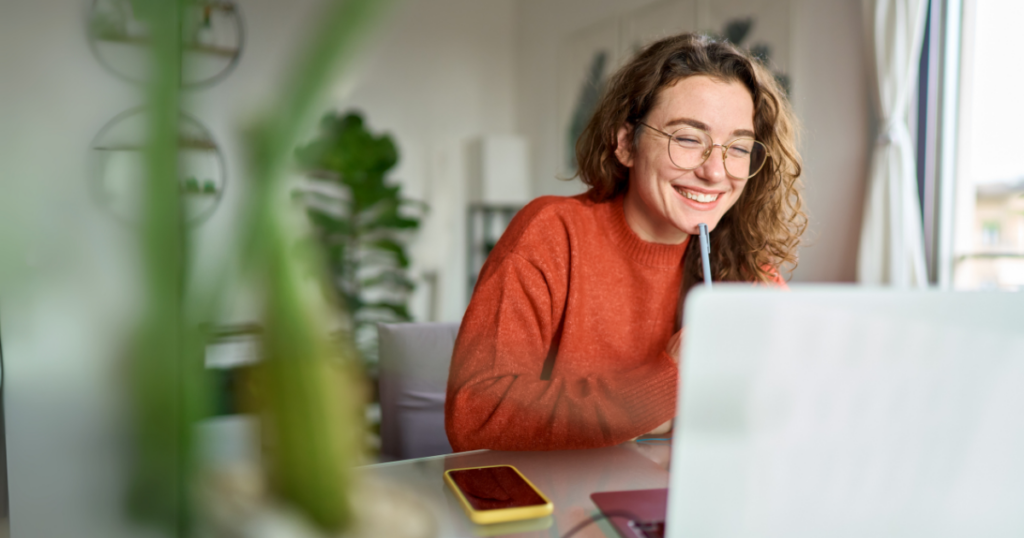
[671,184,724,205]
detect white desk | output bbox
[362,443,671,538]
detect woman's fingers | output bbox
[649,418,673,435]
[665,328,684,363]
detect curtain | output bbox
[856,0,930,287]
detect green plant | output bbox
[295,111,425,369]
[125,0,395,536]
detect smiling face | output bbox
[615,75,756,244]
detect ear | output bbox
[613,125,634,168]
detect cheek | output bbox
[636,141,673,174]
[634,155,668,193]
[723,181,749,211]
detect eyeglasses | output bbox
[637,121,770,180]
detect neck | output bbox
[622,188,689,245]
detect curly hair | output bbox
[574,33,806,292]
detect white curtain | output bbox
[856,0,930,287]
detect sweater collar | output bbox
[605,195,689,268]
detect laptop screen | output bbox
[667,287,1024,538]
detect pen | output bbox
[698,223,712,289]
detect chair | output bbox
[376,322,460,461]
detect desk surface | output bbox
[362,443,671,538]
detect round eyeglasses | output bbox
[637,121,770,180]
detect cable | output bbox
[635,438,671,444]
[560,509,644,538]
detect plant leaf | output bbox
[360,270,415,291]
[358,301,411,321]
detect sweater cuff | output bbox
[618,351,679,433]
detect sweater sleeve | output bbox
[445,251,678,452]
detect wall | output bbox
[515,0,871,282]
[787,0,870,282]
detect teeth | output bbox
[675,187,719,203]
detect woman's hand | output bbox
[665,328,684,363]
[641,328,686,436]
[646,418,673,435]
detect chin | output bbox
[678,218,718,236]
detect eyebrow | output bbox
[664,117,756,139]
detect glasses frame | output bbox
[636,121,771,180]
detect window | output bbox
[980,221,1000,247]
[943,0,1024,290]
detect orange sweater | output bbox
[446,194,692,451]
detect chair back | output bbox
[377,322,460,461]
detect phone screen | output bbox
[448,466,547,511]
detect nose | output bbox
[695,144,728,183]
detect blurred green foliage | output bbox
[126,0,203,534]
[125,0,395,536]
[296,111,425,369]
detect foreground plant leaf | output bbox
[242,0,397,532]
[126,0,396,535]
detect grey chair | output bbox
[377,322,460,461]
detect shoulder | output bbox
[480,193,610,279]
[498,193,602,251]
[514,193,594,225]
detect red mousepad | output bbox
[590,488,667,538]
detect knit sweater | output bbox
[446,193,697,452]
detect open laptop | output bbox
[593,286,1024,538]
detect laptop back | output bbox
[667,287,1024,538]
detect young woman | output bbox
[445,33,805,451]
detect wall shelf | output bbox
[87,0,245,87]
[89,107,227,227]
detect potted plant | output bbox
[294,111,425,373]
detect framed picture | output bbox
[697,0,792,93]
[557,17,622,176]
[622,0,699,57]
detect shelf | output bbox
[94,34,239,58]
[93,138,219,152]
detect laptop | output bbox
[593,286,1024,538]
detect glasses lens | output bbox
[666,127,711,170]
[724,138,768,179]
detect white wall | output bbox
[515,0,871,283]
[787,0,870,282]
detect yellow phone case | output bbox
[443,465,554,525]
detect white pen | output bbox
[698,223,712,289]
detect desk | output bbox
[362,443,670,538]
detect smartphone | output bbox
[443,465,554,525]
